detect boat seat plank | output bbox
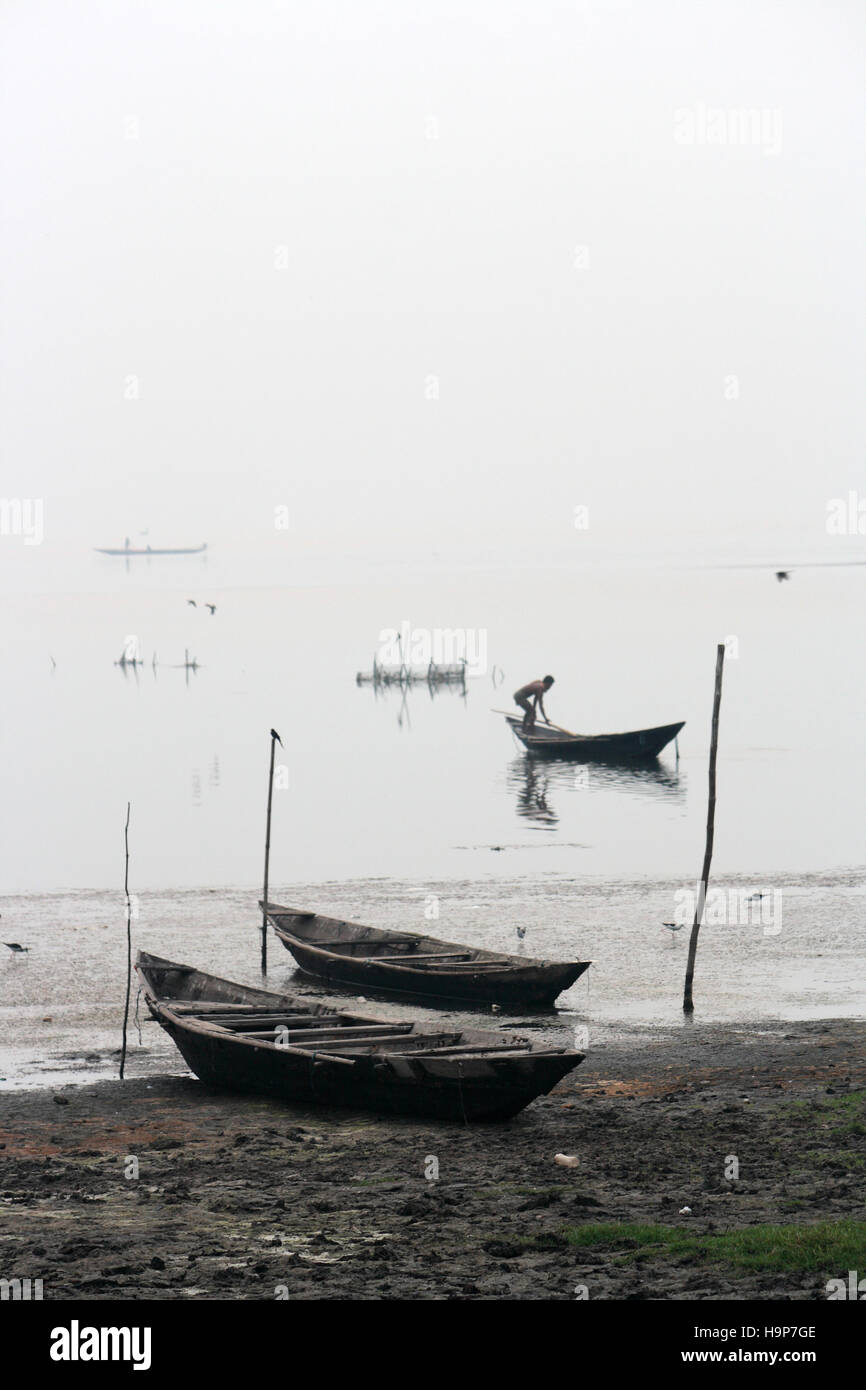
[190,1026,358,1066]
[372,952,473,962]
[183,1010,328,1022]
[395,1042,535,1056]
[418,1047,569,1061]
[284,1034,464,1055]
[237,1031,428,1047]
[287,936,424,947]
[218,1023,416,1042]
[168,1001,302,1014]
[204,1017,345,1032]
[399,960,515,971]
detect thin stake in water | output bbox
[261,729,282,974]
[119,801,132,1078]
[683,644,725,1014]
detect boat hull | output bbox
[136,953,584,1122]
[506,716,684,761]
[264,905,590,1009]
[157,1015,578,1121]
[275,930,585,1007]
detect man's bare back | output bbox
[513,675,555,730]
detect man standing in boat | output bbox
[513,675,554,731]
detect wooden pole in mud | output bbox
[261,729,281,974]
[683,645,725,1014]
[119,802,132,1079]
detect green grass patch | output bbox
[814,1148,866,1171]
[780,1091,866,1141]
[554,1221,866,1273]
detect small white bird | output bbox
[663,922,684,933]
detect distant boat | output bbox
[95,542,207,556]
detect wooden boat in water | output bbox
[263,902,590,1008]
[136,951,584,1122]
[506,714,684,761]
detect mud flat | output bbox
[1,1018,865,1300]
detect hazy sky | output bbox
[2,0,864,587]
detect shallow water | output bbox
[2,870,863,1090]
[1,561,865,894]
[1,557,864,1088]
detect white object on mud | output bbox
[554,1153,580,1168]
[679,1206,692,1214]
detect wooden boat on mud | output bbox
[136,951,584,1122]
[263,902,591,1008]
[505,714,684,761]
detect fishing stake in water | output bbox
[261,729,282,974]
[682,644,726,1014]
[120,801,133,1079]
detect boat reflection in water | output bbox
[507,753,685,828]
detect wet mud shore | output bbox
[2,1018,865,1300]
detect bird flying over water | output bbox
[775,571,790,582]
[205,603,216,615]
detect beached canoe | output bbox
[505,715,684,761]
[136,951,584,1122]
[263,903,590,1008]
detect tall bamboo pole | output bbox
[119,802,132,1079]
[683,644,726,1014]
[261,729,281,974]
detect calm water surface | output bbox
[1,556,864,1086]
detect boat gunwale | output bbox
[136,953,579,1071]
[505,715,685,746]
